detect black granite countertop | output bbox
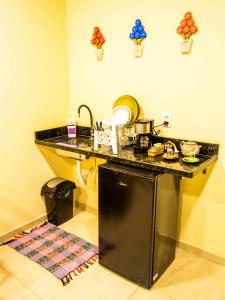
[35,126,219,178]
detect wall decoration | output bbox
[91,27,105,61]
[129,19,147,58]
[176,11,198,54]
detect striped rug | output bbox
[8,222,98,285]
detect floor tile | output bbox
[128,288,173,299]
[1,210,225,300]
[179,252,225,277]
[180,292,225,300]
[0,266,31,300]
[34,262,137,300]
[213,267,225,292]
[153,255,225,300]
[175,247,193,261]
[60,210,98,245]
[21,292,42,300]
[0,244,52,290]
[150,247,193,284]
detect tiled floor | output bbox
[0,210,225,300]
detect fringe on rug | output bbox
[2,222,99,287]
[1,221,48,245]
[61,254,99,286]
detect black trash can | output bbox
[41,178,76,225]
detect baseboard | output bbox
[0,214,47,245]
[177,240,225,266]
[4,212,223,267]
[75,201,98,215]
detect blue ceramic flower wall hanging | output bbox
[129,19,147,57]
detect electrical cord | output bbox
[152,122,165,138]
[153,122,165,129]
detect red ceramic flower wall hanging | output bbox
[91,27,105,61]
[176,11,198,54]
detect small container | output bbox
[67,118,76,138]
[96,48,104,61]
[133,44,144,58]
[181,39,193,54]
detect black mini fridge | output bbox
[98,163,180,288]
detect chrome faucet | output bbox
[165,141,179,154]
[77,104,93,127]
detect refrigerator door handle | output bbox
[118,181,127,187]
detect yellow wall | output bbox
[66,0,225,258]
[0,0,70,236]
[1,0,224,260]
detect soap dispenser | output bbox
[67,118,76,138]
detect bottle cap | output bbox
[68,118,75,125]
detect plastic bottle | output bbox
[67,118,76,138]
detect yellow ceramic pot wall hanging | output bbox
[176,11,198,54]
[129,19,147,58]
[91,26,105,61]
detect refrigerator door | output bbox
[98,163,158,288]
[152,173,180,284]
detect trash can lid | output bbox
[47,178,67,188]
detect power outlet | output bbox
[162,112,172,128]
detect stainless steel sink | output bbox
[56,136,92,148]
[55,136,92,160]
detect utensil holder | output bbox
[96,129,112,146]
[94,126,118,154]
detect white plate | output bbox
[112,105,132,126]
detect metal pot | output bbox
[135,119,154,134]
